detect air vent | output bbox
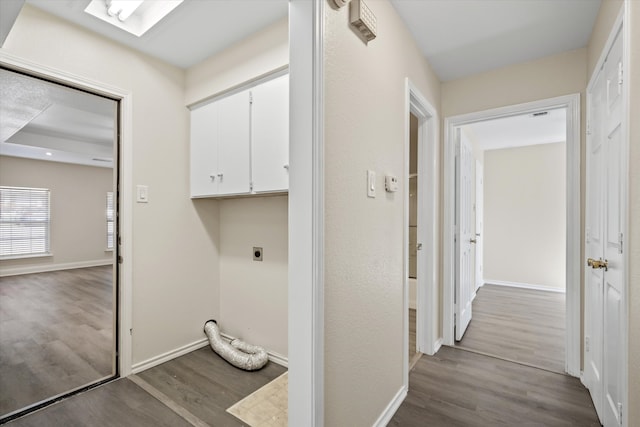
[532,111,548,117]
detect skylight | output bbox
[84,0,184,37]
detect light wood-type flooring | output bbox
[455,284,565,373]
[0,266,114,418]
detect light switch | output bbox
[136,185,149,203]
[367,170,376,198]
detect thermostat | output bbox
[385,175,398,192]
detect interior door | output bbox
[455,130,474,341]
[585,28,625,427]
[475,160,483,291]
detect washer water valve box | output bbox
[350,0,376,42]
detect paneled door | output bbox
[455,130,474,341]
[585,27,626,427]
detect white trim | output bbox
[0,51,134,379]
[132,338,209,374]
[483,280,566,293]
[288,1,324,426]
[433,338,443,354]
[372,386,408,427]
[443,94,581,378]
[0,259,111,277]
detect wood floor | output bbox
[390,346,600,426]
[7,346,286,427]
[0,266,114,418]
[409,308,420,368]
[456,284,565,373]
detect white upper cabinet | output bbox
[251,74,289,193]
[190,74,288,198]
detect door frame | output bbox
[403,79,439,387]
[443,93,581,377]
[584,6,629,425]
[0,52,133,373]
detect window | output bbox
[106,192,114,250]
[0,186,51,258]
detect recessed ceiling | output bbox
[390,0,601,81]
[26,0,289,69]
[0,68,116,168]
[462,108,567,151]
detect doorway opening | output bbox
[443,94,581,377]
[0,65,122,422]
[453,109,568,374]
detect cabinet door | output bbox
[190,101,219,197]
[251,74,289,193]
[217,90,251,195]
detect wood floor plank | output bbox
[136,346,287,426]
[6,379,193,427]
[456,284,565,373]
[390,346,600,426]
[0,266,114,417]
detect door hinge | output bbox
[118,255,123,264]
[618,62,623,89]
[618,402,623,424]
[585,336,590,352]
[249,92,253,104]
[586,121,592,136]
[619,232,623,254]
[586,227,591,243]
[250,181,254,192]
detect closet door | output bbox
[190,101,219,197]
[217,90,251,195]
[251,74,289,193]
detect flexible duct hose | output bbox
[203,320,268,371]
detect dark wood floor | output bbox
[456,284,565,373]
[390,346,600,426]
[0,266,114,418]
[7,346,286,426]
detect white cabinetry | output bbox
[190,74,288,198]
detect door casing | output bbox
[443,93,582,377]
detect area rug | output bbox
[226,372,288,427]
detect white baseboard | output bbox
[0,259,112,277]
[433,337,443,354]
[373,386,407,427]
[132,334,289,375]
[132,338,210,374]
[483,279,566,293]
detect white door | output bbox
[585,28,625,427]
[455,130,474,341]
[217,90,251,195]
[251,74,289,193]
[475,161,483,291]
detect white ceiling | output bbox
[390,0,601,81]
[462,108,566,151]
[0,68,116,168]
[26,0,289,69]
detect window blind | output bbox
[0,186,51,258]
[106,192,114,250]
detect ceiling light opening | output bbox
[45,152,52,156]
[107,0,144,22]
[85,0,184,37]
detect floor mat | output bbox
[226,372,287,427]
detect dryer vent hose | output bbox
[203,320,268,371]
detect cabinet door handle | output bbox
[283,164,289,170]
[209,174,216,181]
[217,173,224,182]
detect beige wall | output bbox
[0,156,113,274]
[2,5,220,365]
[323,0,441,424]
[483,143,566,290]
[185,19,289,358]
[625,1,639,424]
[219,196,288,357]
[185,17,288,106]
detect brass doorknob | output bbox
[587,258,608,271]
